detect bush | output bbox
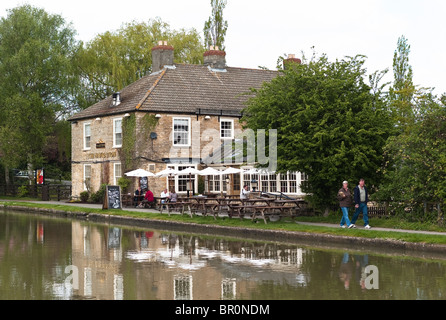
[90,184,107,203]
[117,177,131,193]
[80,191,89,202]
[17,185,28,198]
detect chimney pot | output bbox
[283,54,302,70]
[203,48,227,70]
[152,41,174,73]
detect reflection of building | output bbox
[69,223,309,300]
[71,222,123,300]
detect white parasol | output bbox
[222,167,242,175]
[125,169,156,177]
[178,167,201,175]
[198,167,222,176]
[155,168,180,177]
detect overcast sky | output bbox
[1,0,445,94]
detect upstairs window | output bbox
[113,118,123,148]
[173,118,190,147]
[84,123,91,150]
[220,119,234,139]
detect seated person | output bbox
[240,185,250,200]
[134,186,144,207]
[169,190,178,203]
[143,189,155,208]
[160,188,170,204]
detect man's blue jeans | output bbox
[352,203,369,226]
[340,207,352,227]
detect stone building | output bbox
[68,42,307,198]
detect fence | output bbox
[0,184,72,202]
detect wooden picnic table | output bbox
[272,199,305,216]
[159,201,194,218]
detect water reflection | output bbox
[1,210,446,300]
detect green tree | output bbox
[388,35,419,130]
[243,53,393,213]
[0,5,80,184]
[76,18,204,108]
[376,36,446,222]
[378,96,446,221]
[203,0,228,50]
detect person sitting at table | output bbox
[169,190,178,203]
[160,188,170,204]
[240,185,250,200]
[134,186,144,207]
[143,189,155,208]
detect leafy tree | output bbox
[376,36,446,222]
[378,97,446,221]
[203,0,228,50]
[387,35,425,130]
[76,18,205,108]
[242,53,394,213]
[0,5,80,184]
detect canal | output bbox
[0,209,445,300]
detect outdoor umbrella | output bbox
[198,167,222,194]
[155,168,180,177]
[222,167,242,175]
[178,167,201,175]
[198,167,222,176]
[156,168,180,192]
[178,167,201,197]
[125,169,156,177]
[221,168,242,196]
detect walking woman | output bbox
[337,181,355,229]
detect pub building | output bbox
[68,42,307,199]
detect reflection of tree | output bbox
[0,213,72,299]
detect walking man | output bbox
[352,179,371,229]
[338,181,355,229]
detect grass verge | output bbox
[1,200,446,245]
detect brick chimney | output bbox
[204,46,226,70]
[151,41,174,73]
[283,54,302,70]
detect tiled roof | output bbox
[69,64,278,121]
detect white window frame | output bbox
[172,117,191,147]
[220,119,235,140]
[113,118,123,148]
[240,167,305,196]
[83,164,92,191]
[167,164,198,194]
[83,123,92,150]
[114,163,122,186]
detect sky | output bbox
[1,0,446,94]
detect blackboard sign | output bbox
[103,185,122,210]
[140,177,148,190]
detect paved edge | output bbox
[3,203,446,256]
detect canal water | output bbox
[1,209,445,300]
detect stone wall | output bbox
[71,112,244,198]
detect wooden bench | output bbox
[160,202,194,218]
[228,205,297,224]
